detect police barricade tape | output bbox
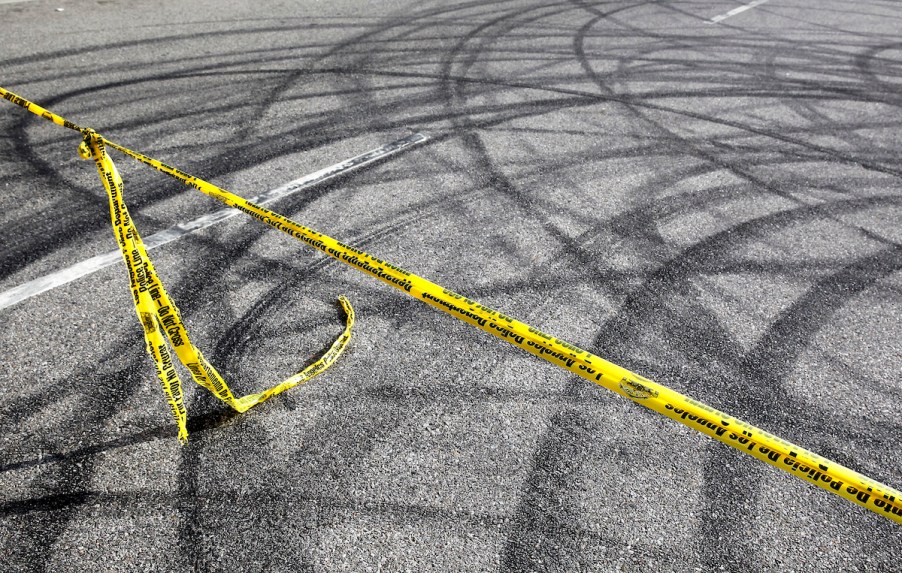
[1,86,900,524]
[1,87,354,443]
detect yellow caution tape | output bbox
[2,86,900,523]
[2,88,354,443]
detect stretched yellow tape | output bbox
[2,86,899,523]
[2,88,354,443]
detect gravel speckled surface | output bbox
[1,0,900,571]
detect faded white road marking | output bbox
[0,133,427,311]
[710,0,771,23]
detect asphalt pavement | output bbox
[1,0,900,571]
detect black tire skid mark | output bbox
[0,154,340,570]
[3,1,900,568]
[185,2,623,564]
[234,0,514,147]
[590,197,902,570]
[432,1,674,570]
[0,349,147,572]
[573,4,902,177]
[15,31,860,290]
[0,220,285,567]
[498,2,744,568]
[0,482,686,563]
[0,63,605,284]
[497,194,902,571]
[501,2,902,568]
[1,4,587,569]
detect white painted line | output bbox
[709,0,771,23]
[0,133,428,311]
